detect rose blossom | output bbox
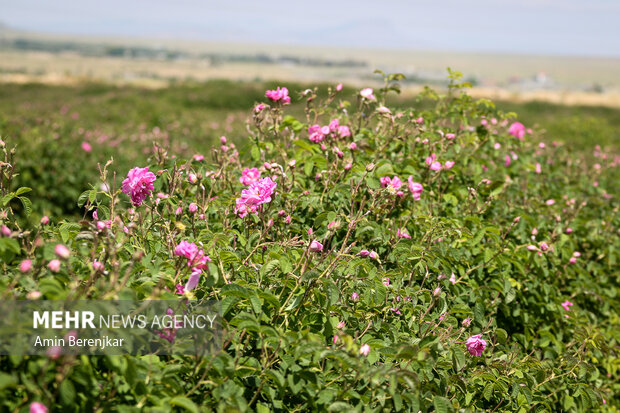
[240,168,261,186]
[408,177,423,200]
[360,88,375,100]
[265,86,291,104]
[20,259,33,273]
[81,142,92,152]
[466,334,487,356]
[29,403,48,413]
[48,259,61,273]
[380,176,403,192]
[235,177,277,218]
[309,240,323,252]
[55,244,70,260]
[508,122,526,139]
[121,167,156,206]
[174,241,210,269]
[359,344,370,356]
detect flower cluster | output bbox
[426,153,455,171]
[308,119,351,143]
[235,176,277,218]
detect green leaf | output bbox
[251,145,261,161]
[0,238,20,254]
[0,193,15,207]
[256,403,271,413]
[58,222,81,243]
[0,372,17,390]
[18,196,32,216]
[59,380,76,406]
[452,348,465,371]
[15,187,32,196]
[483,383,494,401]
[496,328,508,344]
[260,259,280,277]
[249,295,262,314]
[433,395,450,413]
[169,396,199,413]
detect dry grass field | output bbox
[2,28,620,107]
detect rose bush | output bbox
[0,72,618,411]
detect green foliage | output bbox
[0,74,618,411]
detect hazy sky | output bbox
[2,0,619,57]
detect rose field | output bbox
[0,72,618,412]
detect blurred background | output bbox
[1,0,620,106]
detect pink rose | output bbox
[93,260,104,271]
[30,402,48,413]
[174,240,210,269]
[309,240,323,252]
[48,259,61,273]
[408,177,423,200]
[235,177,277,217]
[121,167,156,206]
[508,122,526,139]
[240,168,261,186]
[360,88,375,100]
[20,259,33,273]
[55,244,70,260]
[359,344,370,356]
[466,334,487,356]
[380,176,403,192]
[308,124,325,143]
[265,86,291,104]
